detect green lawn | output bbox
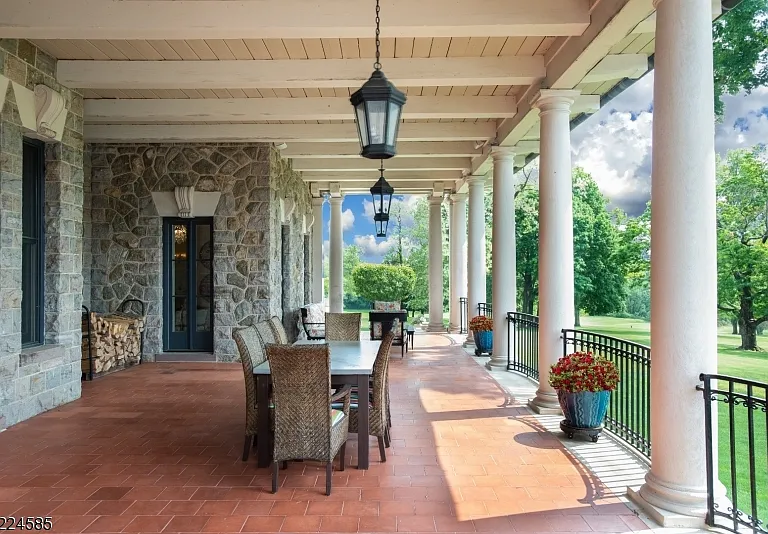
[581,316,767,524]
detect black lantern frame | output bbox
[350,0,407,159]
[370,165,394,238]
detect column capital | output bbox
[466,174,488,187]
[311,196,325,207]
[428,195,445,205]
[328,195,344,204]
[450,192,468,203]
[531,89,581,113]
[490,146,517,162]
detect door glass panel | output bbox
[172,260,188,295]
[195,222,212,333]
[174,297,187,332]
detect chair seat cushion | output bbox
[331,409,346,427]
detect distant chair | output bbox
[266,344,352,496]
[325,313,361,341]
[233,326,271,462]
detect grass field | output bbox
[580,316,767,524]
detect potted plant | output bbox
[549,351,620,442]
[469,315,493,356]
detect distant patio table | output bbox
[253,340,380,469]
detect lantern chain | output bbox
[374,0,381,71]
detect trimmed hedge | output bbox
[351,263,416,304]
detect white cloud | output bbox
[353,234,398,257]
[341,208,355,231]
[322,239,329,263]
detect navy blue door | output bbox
[163,218,213,352]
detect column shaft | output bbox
[448,195,467,333]
[634,0,718,523]
[465,177,486,344]
[530,90,579,411]
[487,147,517,369]
[426,196,445,332]
[311,197,324,304]
[328,196,344,313]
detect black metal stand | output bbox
[560,420,603,443]
[81,305,93,381]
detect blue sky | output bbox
[325,72,768,263]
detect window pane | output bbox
[21,140,43,346]
[367,100,387,145]
[174,297,188,332]
[355,104,369,147]
[387,102,401,147]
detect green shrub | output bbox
[351,264,416,304]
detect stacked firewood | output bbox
[82,312,144,375]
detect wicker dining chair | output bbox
[345,331,395,462]
[233,326,271,462]
[325,313,361,341]
[265,344,352,496]
[255,319,278,345]
[268,316,289,344]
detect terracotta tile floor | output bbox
[0,334,648,533]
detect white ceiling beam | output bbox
[292,157,470,172]
[301,171,462,182]
[84,122,496,143]
[281,142,482,159]
[85,96,517,123]
[60,57,544,90]
[0,0,590,40]
[582,54,648,84]
[311,181,442,195]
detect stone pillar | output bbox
[448,193,468,333]
[465,175,487,345]
[328,194,344,313]
[311,197,324,304]
[529,89,579,412]
[629,0,719,525]
[486,147,517,369]
[426,194,445,332]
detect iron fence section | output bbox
[459,297,468,335]
[562,329,651,459]
[699,374,767,534]
[506,312,539,380]
[477,303,492,318]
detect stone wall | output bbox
[85,143,310,361]
[0,39,84,428]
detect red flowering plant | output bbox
[469,315,493,332]
[548,351,620,392]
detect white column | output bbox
[328,194,344,313]
[448,193,467,333]
[486,147,517,369]
[311,196,324,304]
[426,194,445,332]
[529,89,579,411]
[630,0,718,525]
[465,176,486,345]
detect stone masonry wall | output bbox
[85,143,310,361]
[0,39,84,428]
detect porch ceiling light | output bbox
[370,161,394,238]
[350,0,406,160]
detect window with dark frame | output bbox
[21,139,45,347]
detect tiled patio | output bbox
[0,334,650,533]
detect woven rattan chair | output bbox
[266,344,352,496]
[325,313,361,341]
[346,331,395,462]
[255,320,278,345]
[233,326,270,462]
[268,316,289,344]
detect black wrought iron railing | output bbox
[699,374,767,534]
[507,312,539,380]
[459,297,468,335]
[477,302,492,318]
[562,329,651,459]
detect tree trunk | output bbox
[731,317,738,335]
[522,273,534,315]
[574,305,581,328]
[740,321,758,351]
[738,285,760,350]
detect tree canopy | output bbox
[351,263,416,304]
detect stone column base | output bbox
[447,324,462,334]
[425,323,446,333]
[463,336,475,347]
[485,356,507,370]
[627,486,706,529]
[528,391,562,415]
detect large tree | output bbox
[716,148,768,350]
[713,0,768,118]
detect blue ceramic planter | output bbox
[473,330,493,355]
[557,390,611,429]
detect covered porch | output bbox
[0,333,649,533]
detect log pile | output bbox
[82,312,145,375]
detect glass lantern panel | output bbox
[367,100,387,146]
[355,103,369,147]
[386,101,402,147]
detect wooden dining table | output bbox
[253,340,380,469]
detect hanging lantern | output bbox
[370,162,394,238]
[350,0,406,159]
